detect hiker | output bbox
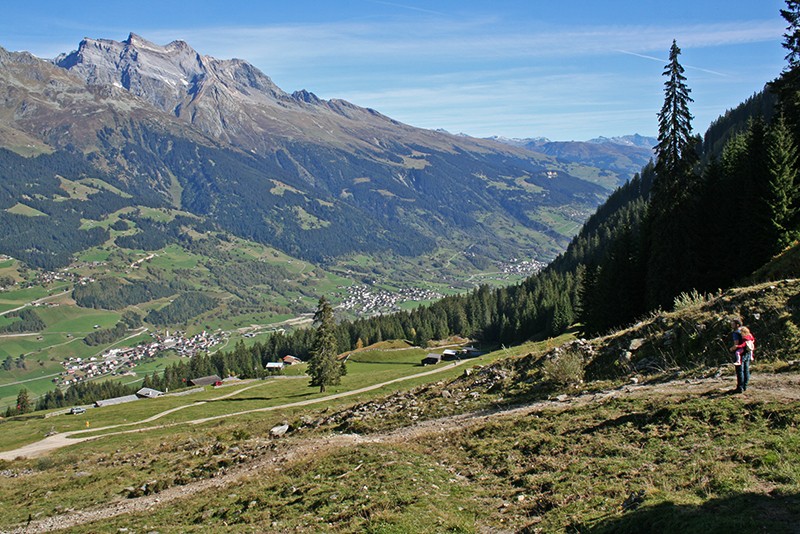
[728,319,754,393]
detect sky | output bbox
[0,1,788,141]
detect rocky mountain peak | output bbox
[54,33,288,122]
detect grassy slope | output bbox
[1,249,798,533]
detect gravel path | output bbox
[4,370,798,533]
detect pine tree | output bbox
[771,1,800,138]
[646,40,699,309]
[307,296,344,393]
[654,40,697,186]
[766,115,800,251]
[782,0,800,67]
[16,388,31,414]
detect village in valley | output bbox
[337,284,443,315]
[55,329,227,388]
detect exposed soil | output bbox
[4,370,799,533]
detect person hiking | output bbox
[729,319,754,393]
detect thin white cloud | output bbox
[144,18,783,66]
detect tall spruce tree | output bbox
[307,296,344,393]
[766,115,800,251]
[16,388,31,414]
[646,39,699,309]
[772,0,800,138]
[654,40,697,186]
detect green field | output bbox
[0,227,544,414]
[0,341,489,452]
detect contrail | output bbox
[368,0,448,16]
[617,49,730,77]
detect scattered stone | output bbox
[270,424,290,437]
[628,338,645,351]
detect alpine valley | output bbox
[0,33,651,410]
[1,6,800,530]
[0,34,655,279]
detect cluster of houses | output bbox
[497,258,547,277]
[55,330,226,387]
[29,268,94,288]
[150,329,226,357]
[337,284,443,316]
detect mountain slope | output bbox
[0,36,611,275]
[1,273,798,533]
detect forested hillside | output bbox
[207,10,800,369]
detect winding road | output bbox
[0,360,465,461]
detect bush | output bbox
[542,350,585,386]
[673,289,712,311]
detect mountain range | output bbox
[0,33,650,276]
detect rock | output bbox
[628,338,645,351]
[441,390,452,398]
[270,424,290,437]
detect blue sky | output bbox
[0,1,788,141]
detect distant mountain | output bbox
[586,134,656,148]
[0,34,614,276]
[488,134,656,187]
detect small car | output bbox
[69,407,86,415]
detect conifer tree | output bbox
[654,40,697,187]
[646,39,699,309]
[766,115,800,251]
[16,388,31,414]
[772,0,800,138]
[307,296,344,393]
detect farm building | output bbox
[282,355,303,365]
[136,387,163,399]
[189,375,223,387]
[265,362,284,370]
[421,353,442,365]
[94,394,139,407]
[442,349,460,361]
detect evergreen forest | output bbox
[198,9,800,371]
[13,4,800,412]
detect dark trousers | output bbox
[735,356,751,391]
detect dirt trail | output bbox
[0,361,467,461]
[4,371,799,533]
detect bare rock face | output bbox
[55,33,287,115]
[52,33,394,153]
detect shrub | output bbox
[673,289,712,311]
[542,350,585,386]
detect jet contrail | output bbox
[617,49,730,77]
